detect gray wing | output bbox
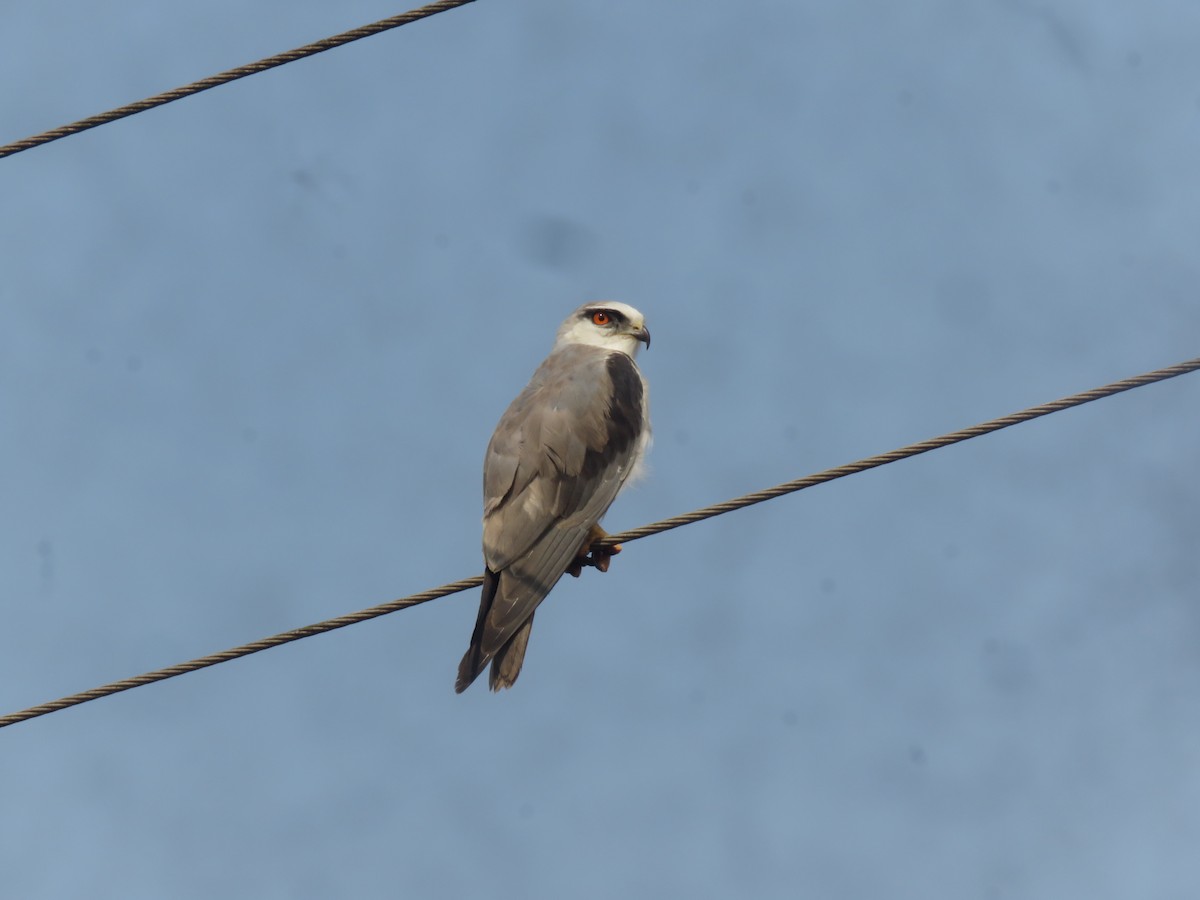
[477,344,645,657]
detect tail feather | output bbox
[455,569,500,693]
[488,614,534,691]
[456,559,555,693]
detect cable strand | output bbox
[0,0,476,160]
[598,358,1200,545]
[1,355,1196,729]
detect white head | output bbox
[554,301,651,358]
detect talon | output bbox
[566,525,623,577]
[589,538,621,574]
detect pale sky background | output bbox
[3,2,1199,898]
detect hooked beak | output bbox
[633,325,651,349]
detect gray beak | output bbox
[633,325,651,349]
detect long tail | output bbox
[456,569,538,693]
[455,530,582,692]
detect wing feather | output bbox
[475,344,645,659]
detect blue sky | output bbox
[3,2,1199,897]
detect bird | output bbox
[455,302,652,693]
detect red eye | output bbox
[591,311,610,326]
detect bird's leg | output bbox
[566,524,622,577]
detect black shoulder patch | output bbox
[604,352,644,455]
[574,351,644,482]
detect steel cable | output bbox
[0,0,476,159]
[1,355,1197,729]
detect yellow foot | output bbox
[566,524,622,577]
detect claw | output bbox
[567,525,621,577]
[592,542,622,573]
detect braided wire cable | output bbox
[596,356,1200,546]
[0,0,476,159]
[1,355,1197,729]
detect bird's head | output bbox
[555,302,651,357]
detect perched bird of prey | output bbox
[455,302,652,693]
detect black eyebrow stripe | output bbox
[582,307,628,323]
